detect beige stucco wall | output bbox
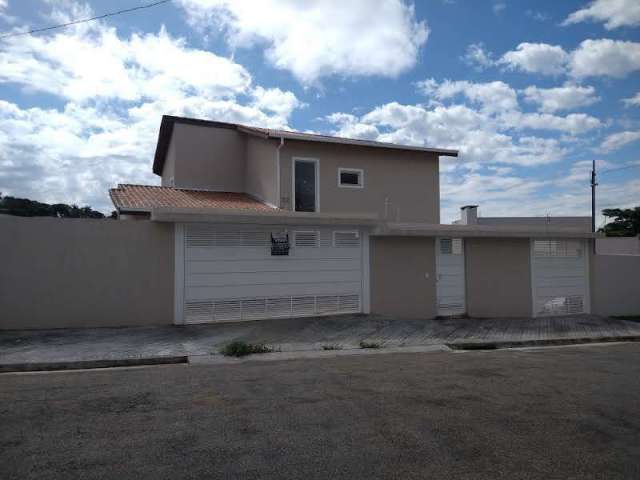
[160,135,177,187]
[171,123,246,191]
[370,237,437,318]
[465,238,532,318]
[245,135,278,206]
[279,141,440,223]
[0,216,174,330]
[591,254,640,316]
[596,236,640,256]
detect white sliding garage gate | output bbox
[531,239,590,316]
[175,224,368,324]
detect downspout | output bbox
[276,136,284,208]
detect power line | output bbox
[0,0,172,39]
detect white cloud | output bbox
[417,79,601,134]
[522,85,599,113]
[500,42,569,75]
[176,0,429,85]
[506,112,601,135]
[251,86,306,119]
[0,25,252,103]
[461,43,495,70]
[418,79,519,113]
[325,79,606,173]
[480,39,640,79]
[327,101,568,167]
[623,92,640,107]
[526,10,550,22]
[0,4,305,212]
[562,0,640,30]
[600,130,640,152]
[569,39,640,78]
[493,2,506,15]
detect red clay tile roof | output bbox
[109,184,275,212]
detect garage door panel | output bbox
[186,258,361,275]
[186,247,359,261]
[532,239,588,317]
[186,281,363,301]
[180,224,364,323]
[537,285,587,297]
[187,269,362,288]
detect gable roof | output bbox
[109,184,276,213]
[152,115,459,175]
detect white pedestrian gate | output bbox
[436,238,466,316]
[175,224,367,324]
[531,239,589,316]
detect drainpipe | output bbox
[276,136,284,208]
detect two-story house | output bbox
[110,115,597,324]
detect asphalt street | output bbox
[2,343,640,479]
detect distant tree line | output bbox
[0,194,114,219]
[598,207,640,237]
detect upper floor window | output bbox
[338,168,364,188]
[294,158,319,212]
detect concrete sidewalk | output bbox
[1,314,640,368]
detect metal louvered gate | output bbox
[175,224,367,324]
[436,238,466,317]
[531,239,590,316]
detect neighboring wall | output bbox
[478,217,591,231]
[280,141,440,223]
[370,237,437,318]
[0,216,174,330]
[168,123,246,192]
[596,236,640,255]
[465,238,532,317]
[245,135,278,207]
[591,254,640,316]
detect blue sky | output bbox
[0,0,639,223]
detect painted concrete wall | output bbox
[464,238,532,318]
[596,236,640,256]
[370,237,437,318]
[591,254,640,316]
[160,135,177,187]
[280,141,440,223]
[0,216,174,330]
[170,123,246,192]
[245,135,278,207]
[477,217,591,231]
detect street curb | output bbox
[189,344,452,365]
[447,335,640,351]
[0,355,189,373]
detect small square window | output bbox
[338,168,363,188]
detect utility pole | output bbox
[591,160,597,233]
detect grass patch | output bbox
[321,344,343,351]
[359,341,382,349]
[221,341,272,357]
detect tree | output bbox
[0,194,106,219]
[599,207,640,237]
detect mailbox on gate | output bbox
[271,232,290,256]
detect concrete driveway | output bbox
[2,343,640,479]
[1,314,639,366]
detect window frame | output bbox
[337,167,364,189]
[292,157,320,212]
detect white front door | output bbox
[436,238,466,316]
[531,239,590,316]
